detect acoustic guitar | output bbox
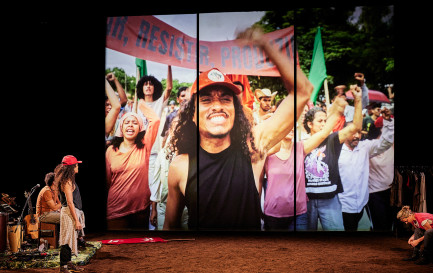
[24,191,39,239]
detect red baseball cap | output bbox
[62,155,82,166]
[190,68,241,95]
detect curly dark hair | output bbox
[166,90,257,161]
[136,75,163,101]
[54,164,77,192]
[109,131,146,151]
[231,90,257,159]
[166,93,197,162]
[303,106,326,134]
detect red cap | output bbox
[62,155,82,166]
[190,68,241,95]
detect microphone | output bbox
[31,184,41,191]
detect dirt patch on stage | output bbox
[2,231,433,272]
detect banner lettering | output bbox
[106,16,296,77]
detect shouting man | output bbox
[163,26,313,230]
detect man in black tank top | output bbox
[163,26,313,231]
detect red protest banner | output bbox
[199,27,295,76]
[106,16,197,70]
[106,16,296,77]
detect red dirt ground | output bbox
[3,231,433,272]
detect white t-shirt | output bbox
[137,94,168,154]
[368,146,394,193]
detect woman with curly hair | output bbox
[302,84,363,231]
[397,206,433,265]
[56,155,84,273]
[163,26,313,231]
[105,100,160,230]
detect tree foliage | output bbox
[105,67,136,98]
[251,6,394,101]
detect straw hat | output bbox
[255,88,277,100]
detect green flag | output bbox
[308,27,327,104]
[135,58,147,78]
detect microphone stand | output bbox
[14,186,38,252]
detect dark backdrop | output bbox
[3,4,431,233]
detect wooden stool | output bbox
[39,222,59,248]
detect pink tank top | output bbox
[264,141,308,218]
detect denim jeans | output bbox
[264,213,308,231]
[306,195,344,231]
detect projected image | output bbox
[104,7,395,232]
[297,6,395,231]
[191,11,299,231]
[105,14,196,230]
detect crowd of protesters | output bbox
[102,25,433,265]
[103,24,399,235]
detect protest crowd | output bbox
[103,24,431,265]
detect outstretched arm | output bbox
[107,72,128,107]
[355,73,369,109]
[237,27,313,155]
[162,65,173,102]
[368,108,394,158]
[105,78,121,136]
[303,96,346,155]
[338,85,362,144]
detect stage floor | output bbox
[2,231,433,272]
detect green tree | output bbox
[105,67,137,99]
[253,6,394,102]
[161,79,192,106]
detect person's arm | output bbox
[410,222,432,247]
[408,234,415,245]
[150,201,157,227]
[337,85,362,144]
[368,109,394,158]
[237,27,312,155]
[105,78,121,136]
[163,154,187,230]
[355,73,369,109]
[107,72,128,107]
[138,100,160,148]
[303,96,346,155]
[162,65,173,102]
[387,85,394,100]
[46,199,62,211]
[43,190,62,211]
[63,181,82,230]
[267,141,281,156]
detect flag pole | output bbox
[133,67,139,113]
[324,78,330,109]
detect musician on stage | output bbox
[36,172,61,224]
